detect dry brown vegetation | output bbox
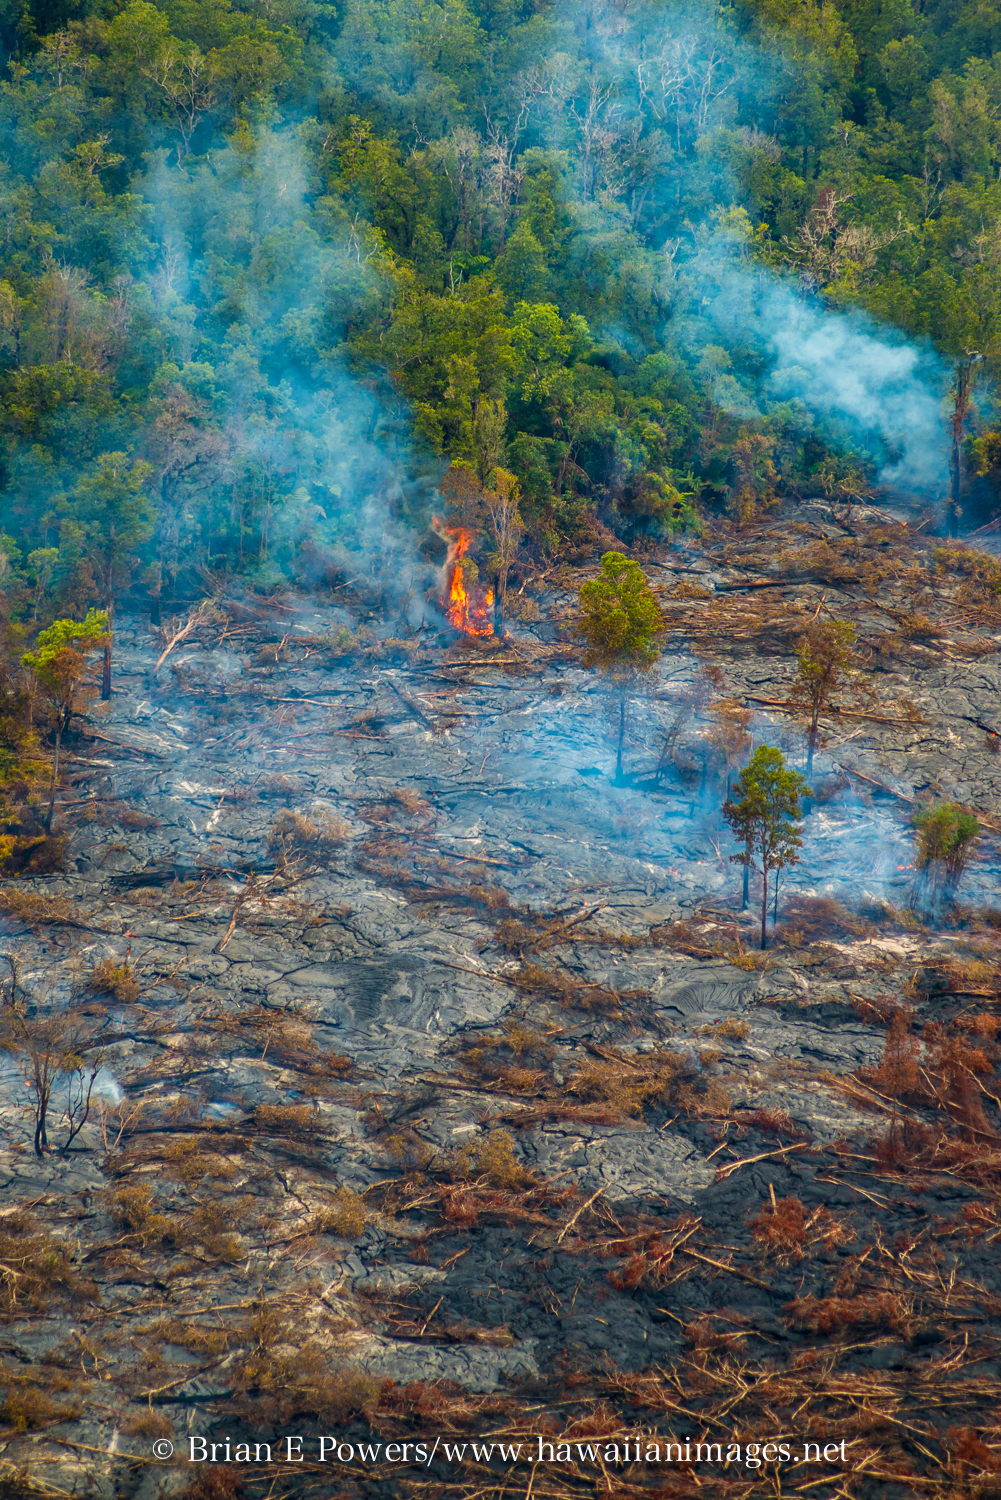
[88,957,140,1002]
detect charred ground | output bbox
[1,501,1001,1499]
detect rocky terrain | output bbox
[2,499,1001,1500]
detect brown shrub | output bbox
[0,1380,80,1431]
[311,1189,367,1240]
[0,1212,93,1313]
[181,1468,246,1500]
[775,895,874,944]
[865,1009,921,1098]
[697,1017,750,1041]
[750,1196,807,1256]
[0,889,83,927]
[746,1107,804,1137]
[946,1427,1001,1473]
[267,811,350,871]
[109,1185,176,1248]
[784,1293,908,1335]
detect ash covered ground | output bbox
[2,501,1001,1499]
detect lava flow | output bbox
[432,515,494,635]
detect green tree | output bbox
[788,619,863,775]
[723,746,811,950]
[577,551,661,783]
[913,802,980,908]
[22,610,109,832]
[71,454,154,700]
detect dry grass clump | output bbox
[205,1005,353,1078]
[253,1103,321,1140]
[742,1105,805,1137]
[387,785,433,818]
[915,955,1001,995]
[0,1211,94,1313]
[310,1189,367,1240]
[89,958,140,1003]
[775,895,874,945]
[696,1017,749,1040]
[448,1129,539,1191]
[749,1195,850,1263]
[108,1185,177,1248]
[267,810,350,871]
[0,889,87,928]
[229,1303,377,1427]
[124,1409,174,1438]
[784,1292,909,1336]
[160,1136,238,1184]
[458,1022,555,1094]
[0,1374,80,1431]
[670,578,712,599]
[510,961,649,1018]
[564,1045,730,1122]
[118,808,160,829]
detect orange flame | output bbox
[432,516,494,636]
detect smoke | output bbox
[685,257,947,492]
[513,0,950,497]
[140,127,432,604]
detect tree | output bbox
[788,619,863,776]
[577,551,661,783]
[0,954,108,1161]
[724,746,811,950]
[947,353,985,536]
[705,698,753,797]
[71,454,154,700]
[914,802,980,910]
[22,610,109,832]
[482,466,524,627]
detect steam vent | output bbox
[3,3,1001,1496]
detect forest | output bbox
[1,0,1001,633]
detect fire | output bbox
[432,516,494,636]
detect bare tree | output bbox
[0,955,106,1157]
[144,45,217,164]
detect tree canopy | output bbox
[0,0,1000,622]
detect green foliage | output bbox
[0,0,1000,589]
[22,608,108,829]
[788,619,863,772]
[21,609,109,693]
[724,746,812,949]
[577,552,661,675]
[577,551,661,782]
[913,802,981,907]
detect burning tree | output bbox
[913,802,980,910]
[432,516,495,636]
[724,746,810,949]
[577,552,661,784]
